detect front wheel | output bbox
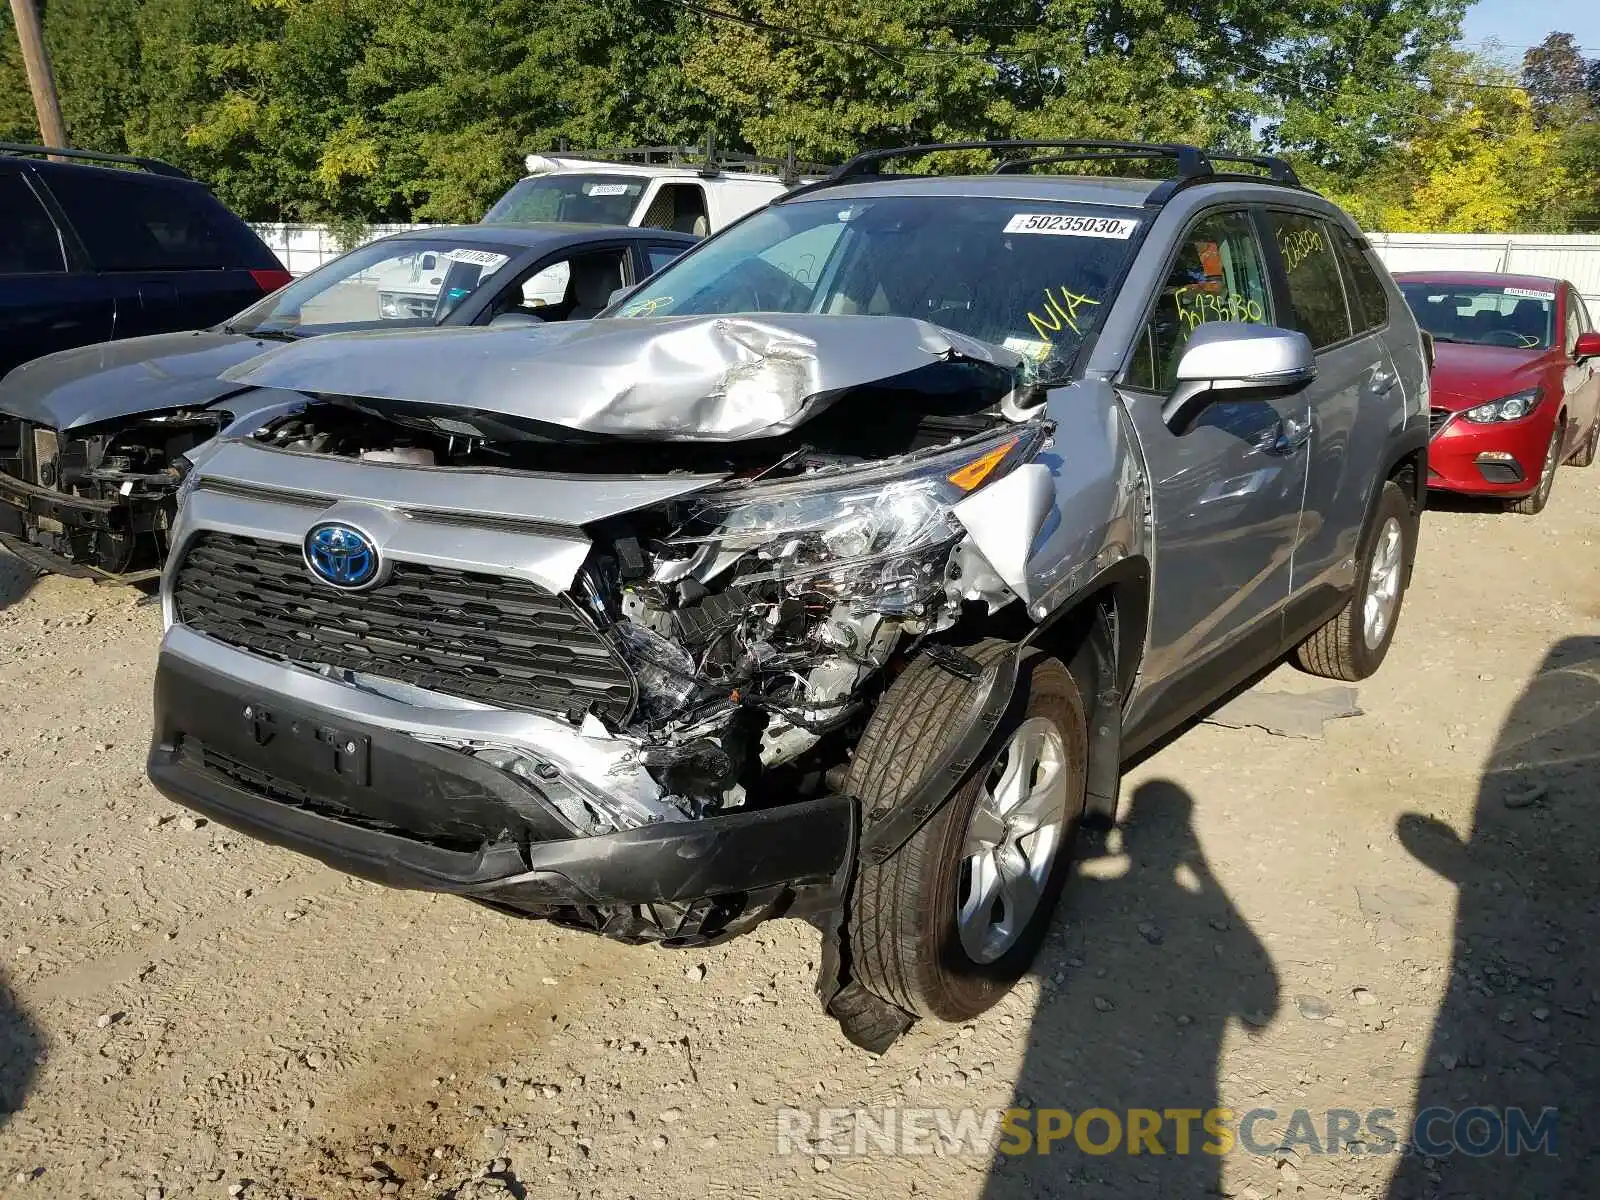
[1510,419,1564,515]
[846,641,1087,1023]
[1293,480,1415,681]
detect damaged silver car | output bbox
[146,141,1430,1050]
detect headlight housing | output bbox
[665,425,1048,613]
[1461,388,1541,424]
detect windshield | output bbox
[610,196,1143,370]
[483,174,648,224]
[1399,282,1556,350]
[226,238,519,337]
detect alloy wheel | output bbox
[955,716,1071,964]
[1362,516,1404,651]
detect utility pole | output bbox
[8,0,68,149]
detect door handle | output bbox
[1253,414,1312,456]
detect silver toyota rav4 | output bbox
[146,142,1430,1049]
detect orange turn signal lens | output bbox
[947,436,1020,492]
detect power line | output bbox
[1456,38,1598,54]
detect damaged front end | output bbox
[585,419,1047,812]
[0,409,226,580]
[149,314,1054,945]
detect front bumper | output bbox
[146,628,856,942]
[1427,407,1553,496]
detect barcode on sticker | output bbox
[585,183,634,197]
[1004,213,1139,239]
[1503,286,1555,301]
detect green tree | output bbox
[47,0,142,151]
[1264,0,1470,178]
[1519,33,1600,229]
[1521,31,1590,128]
[1322,58,1571,232]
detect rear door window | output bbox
[1329,226,1389,333]
[640,183,709,235]
[1125,209,1274,392]
[0,171,66,274]
[1265,212,1353,350]
[39,168,267,271]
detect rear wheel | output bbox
[1570,414,1599,468]
[847,641,1087,1023]
[1510,418,1564,515]
[1293,480,1414,681]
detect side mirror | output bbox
[488,311,545,329]
[1573,331,1600,361]
[1161,322,1317,434]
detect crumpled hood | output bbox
[0,330,270,430]
[1429,341,1554,411]
[221,314,1025,441]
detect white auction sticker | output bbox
[1503,286,1556,301]
[443,249,510,269]
[1004,213,1139,239]
[585,182,634,197]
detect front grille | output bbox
[172,532,635,720]
[1429,407,1451,439]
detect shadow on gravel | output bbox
[0,548,37,611]
[984,779,1280,1198]
[1420,491,1513,516]
[0,970,42,1132]
[1388,636,1599,1196]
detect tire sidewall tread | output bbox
[847,642,1088,1023]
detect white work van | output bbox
[483,145,825,236]
[482,145,827,308]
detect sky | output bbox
[1458,0,1600,63]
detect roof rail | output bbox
[830,140,1212,182]
[541,136,830,183]
[0,142,192,179]
[781,139,1306,203]
[1205,152,1299,185]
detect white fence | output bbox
[254,222,1600,308]
[250,223,424,276]
[1367,233,1600,309]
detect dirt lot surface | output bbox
[1,471,1596,1200]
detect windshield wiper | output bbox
[239,328,301,342]
[1428,334,1467,344]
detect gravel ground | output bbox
[0,469,1596,1200]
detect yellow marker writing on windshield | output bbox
[1027,287,1101,342]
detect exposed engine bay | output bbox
[237,387,1048,827]
[0,410,225,576]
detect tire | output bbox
[846,639,1087,1023]
[1570,414,1599,468]
[1510,418,1564,515]
[1293,480,1415,681]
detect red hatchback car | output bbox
[1396,271,1600,514]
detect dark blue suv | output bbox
[0,143,290,381]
